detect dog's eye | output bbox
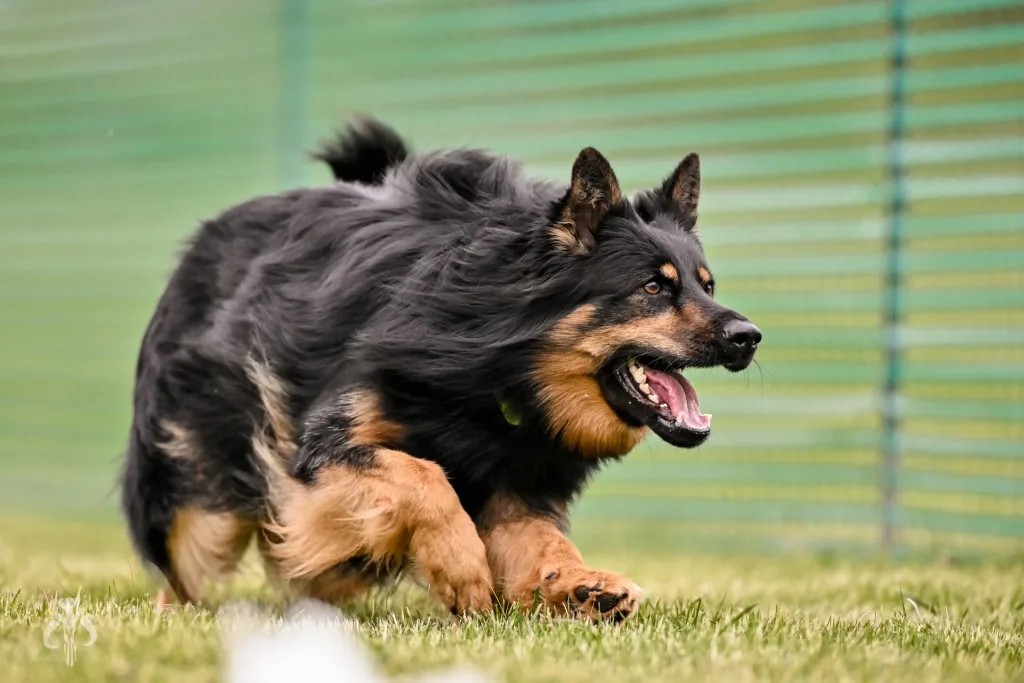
[643,281,661,295]
[704,281,715,296]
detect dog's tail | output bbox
[312,117,410,185]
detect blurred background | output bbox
[1,0,1021,559]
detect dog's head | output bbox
[532,148,761,456]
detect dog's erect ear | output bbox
[661,153,700,224]
[552,147,623,255]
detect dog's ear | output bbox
[552,147,622,255]
[661,153,700,226]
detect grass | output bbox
[1,515,1023,683]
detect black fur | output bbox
[121,118,759,581]
[312,116,410,185]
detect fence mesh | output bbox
[1,0,1021,555]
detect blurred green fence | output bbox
[1,0,1021,556]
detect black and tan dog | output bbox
[121,118,761,621]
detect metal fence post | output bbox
[280,0,309,189]
[882,0,908,553]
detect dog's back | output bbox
[122,124,412,596]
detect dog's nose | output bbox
[722,319,762,354]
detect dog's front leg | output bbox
[257,388,493,615]
[478,496,643,621]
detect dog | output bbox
[121,118,761,621]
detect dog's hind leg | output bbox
[124,416,258,607]
[166,507,256,604]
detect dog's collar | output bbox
[498,396,522,427]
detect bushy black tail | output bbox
[312,117,410,185]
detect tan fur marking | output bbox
[157,420,196,460]
[697,267,712,287]
[296,571,373,604]
[552,219,585,253]
[347,389,405,447]
[160,361,293,604]
[167,508,255,602]
[260,450,492,613]
[482,514,580,602]
[534,303,719,458]
[672,175,699,207]
[256,527,370,605]
[244,361,489,611]
[578,311,692,360]
[533,369,647,458]
[563,170,623,215]
[247,357,298,504]
[536,307,646,458]
[554,175,601,254]
[660,263,679,282]
[261,456,407,579]
[546,304,597,346]
[552,174,588,253]
[477,493,567,531]
[552,150,623,255]
[479,495,641,621]
[247,356,294,448]
[681,301,714,333]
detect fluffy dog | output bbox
[122,118,761,621]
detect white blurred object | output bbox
[223,600,489,683]
[414,670,491,683]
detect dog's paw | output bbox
[542,568,643,622]
[412,522,494,616]
[433,569,494,616]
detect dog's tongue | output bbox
[643,367,711,431]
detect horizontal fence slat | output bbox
[1,0,1020,556]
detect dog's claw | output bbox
[538,569,643,622]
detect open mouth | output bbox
[602,355,711,447]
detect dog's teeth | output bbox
[629,366,645,382]
[638,382,651,394]
[674,415,684,427]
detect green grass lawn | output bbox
[1,514,1022,683]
